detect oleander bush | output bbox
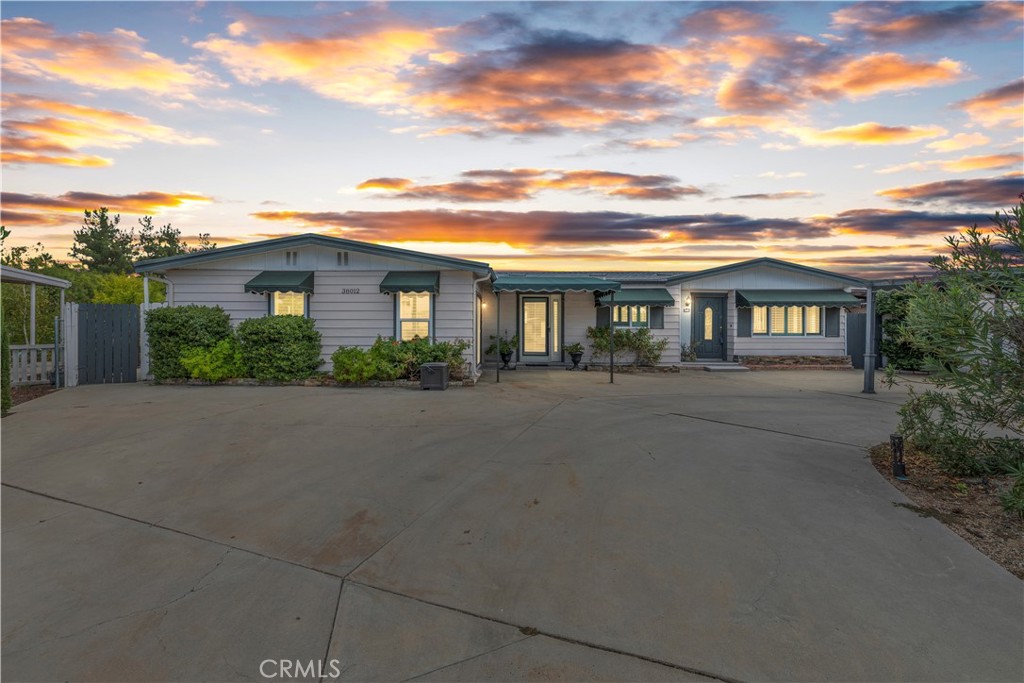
[146,305,233,381]
[236,315,322,381]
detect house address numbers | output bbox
[341,288,360,294]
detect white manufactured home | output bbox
[134,234,866,375]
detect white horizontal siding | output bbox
[168,267,479,367]
[678,264,851,291]
[564,291,598,363]
[168,269,267,322]
[733,336,847,356]
[173,245,480,273]
[434,270,476,368]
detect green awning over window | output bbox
[379,271,440,294]
[244,271,314,294]
[493,275,621,293]
[597,288,675,307]
[736,289,860,307]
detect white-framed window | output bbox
[613,304,649,328]
[753,305,823,336]
[337,251,349,266]
[285,250,299,266]
[271,291,307,317]
[398,291,431,341]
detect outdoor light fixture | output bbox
[684,295,691,307]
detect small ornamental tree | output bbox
[887,197,1024,474]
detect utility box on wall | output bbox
[420,362,450,390]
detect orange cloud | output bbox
[1,17,218,98]
[678,7,774,34]
[956,79,1024,128]
[789,122,947,147]
[356,169,703,202]
[809,52,962,99]
[1,94,216,166]
[940,153,1023,173]
[925,132,991,152]
[1,190,214,233]
[196,25,442,107]
[716,74,796,112]
[251,208,822,245]
[830,2,1023,43]
[2,191,213,214]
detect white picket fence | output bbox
[9,345,57,385]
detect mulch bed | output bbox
[10,384,60,407]
[868,442,1024,579]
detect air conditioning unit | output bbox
[420,362,450,390]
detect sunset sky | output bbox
[2,1,1022,278]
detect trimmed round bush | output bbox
[237,316,322,381]
[146,305,233,381]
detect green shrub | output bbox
[146,305,233,381]
[586,326,669,366]
[332,336,470,382]
[1,324,11,416]
[236,315,322,381]
[1000,463,1024,519]
[332,347,381,383]
[876,289,925,371]
[180,338,244,382]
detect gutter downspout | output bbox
[143,274,174,306]
[472,273,490,378]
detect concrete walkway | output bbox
[2,370,1021,682]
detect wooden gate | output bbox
[77,304,140,384]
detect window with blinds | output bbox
[272,291,305,316]
[398,291,431,340]
[522,300,547,353]
[755,305,824,336]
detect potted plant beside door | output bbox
[486,331,519,369]
[565,342,585,370]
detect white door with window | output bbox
[520,295,561,363]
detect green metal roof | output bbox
[134,233,492,276]
[379,271,440,294]
[597,288,675,306]
[493,275,621,293]
[244,271,314,294]
[736,289,861,307]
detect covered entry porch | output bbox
[487,275,620,380]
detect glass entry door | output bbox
[519,296,562,362]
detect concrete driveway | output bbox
[2,370,1021,682]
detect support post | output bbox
[143,275,150,306]
[53,316,60,388]
[29,282,36,346]
[496,291,501,384]
[862,284,876,394]
[608,291,615,384]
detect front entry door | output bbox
[520,296,561,363]
[693,296,725,360]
